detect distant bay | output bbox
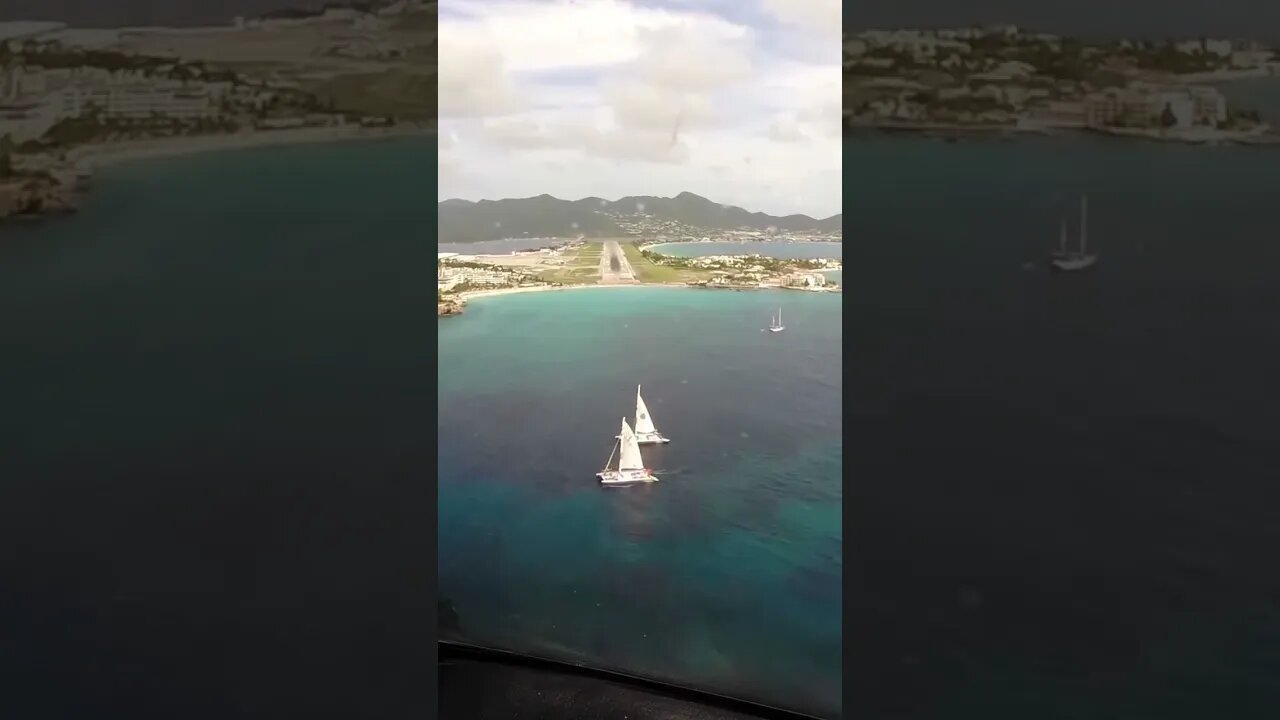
[438,238,569,255]
[649,241,843,259]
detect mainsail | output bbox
[618,418,645,471]
[634,385,657,435]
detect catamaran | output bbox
[769,307,785,332]
[631,385,669,444]
[598,417,657,486]
[1051,196,1098,272]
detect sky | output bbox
[437,0,841,219]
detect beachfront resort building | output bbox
[784,273,828,289]
[1083,85,1227,129]
[54,81,222,120]
[438,265,513,291]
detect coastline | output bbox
[67,123,433,170]
[456,283,669,302]
[443,281,840,312]
[847,121,1280,146]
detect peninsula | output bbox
[846,25,1280,144]
[0,0,434,221]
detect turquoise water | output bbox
[438,287,843,717]
[651,241,843,259]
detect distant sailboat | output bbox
[598,417,657,486]
[1051,196,1098,271]
[769,306,785,332]
[1050,216,1068,260]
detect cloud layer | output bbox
[438,0,840,218]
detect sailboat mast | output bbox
[1080,195,1088,255]
[1059,217,1067,253]
[605,438,618,471]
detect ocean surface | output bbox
[651,240,843,259]
[849,135,1280,719]
[438,287,843,718]
[0,137,436,717]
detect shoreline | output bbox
[455,283,670,303]
[847,122,1280,146]
[446,281,840,307]
[67,123,433,170]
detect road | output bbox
[599,240,638,284]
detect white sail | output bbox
[618,418,645,471]
[634,385,657,435]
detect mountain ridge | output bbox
[438,191,842,243]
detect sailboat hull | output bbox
[1051,254,1098,271]
[615,432,670,444]
[768,326,785,332]
[597,468,658,485]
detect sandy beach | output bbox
[456,283,667,302]
[453,281,839,306]
[68,123,433,170]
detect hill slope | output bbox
[438,191,842,243]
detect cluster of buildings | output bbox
[437,255,519,291]
[670,254,839,291]
[0,61,257,142]
[702,269,830,290]
[846,25,1278,134]
[1078,83,1227,128]
[610,210,840,244]
[846,26,1275,74]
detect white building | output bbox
[56,82,219,120]
[0,99,57,141]
[784,273,826,288]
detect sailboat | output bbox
[1051,196,1098,271]
[630,385,670,444]
[598,417,658,485]
[768,306,785,332]
[1050,217,1068,260]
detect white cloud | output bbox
[758,0,841,35]
[438,0,841,218]
[442,0,748,73]
[768,117,807,142]
[479,118,563,149]
[437,36,521,117]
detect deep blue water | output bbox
[0,138,435,717]
[438,287,843,718]
[651,241,843,259]
[849,136,1280,719]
